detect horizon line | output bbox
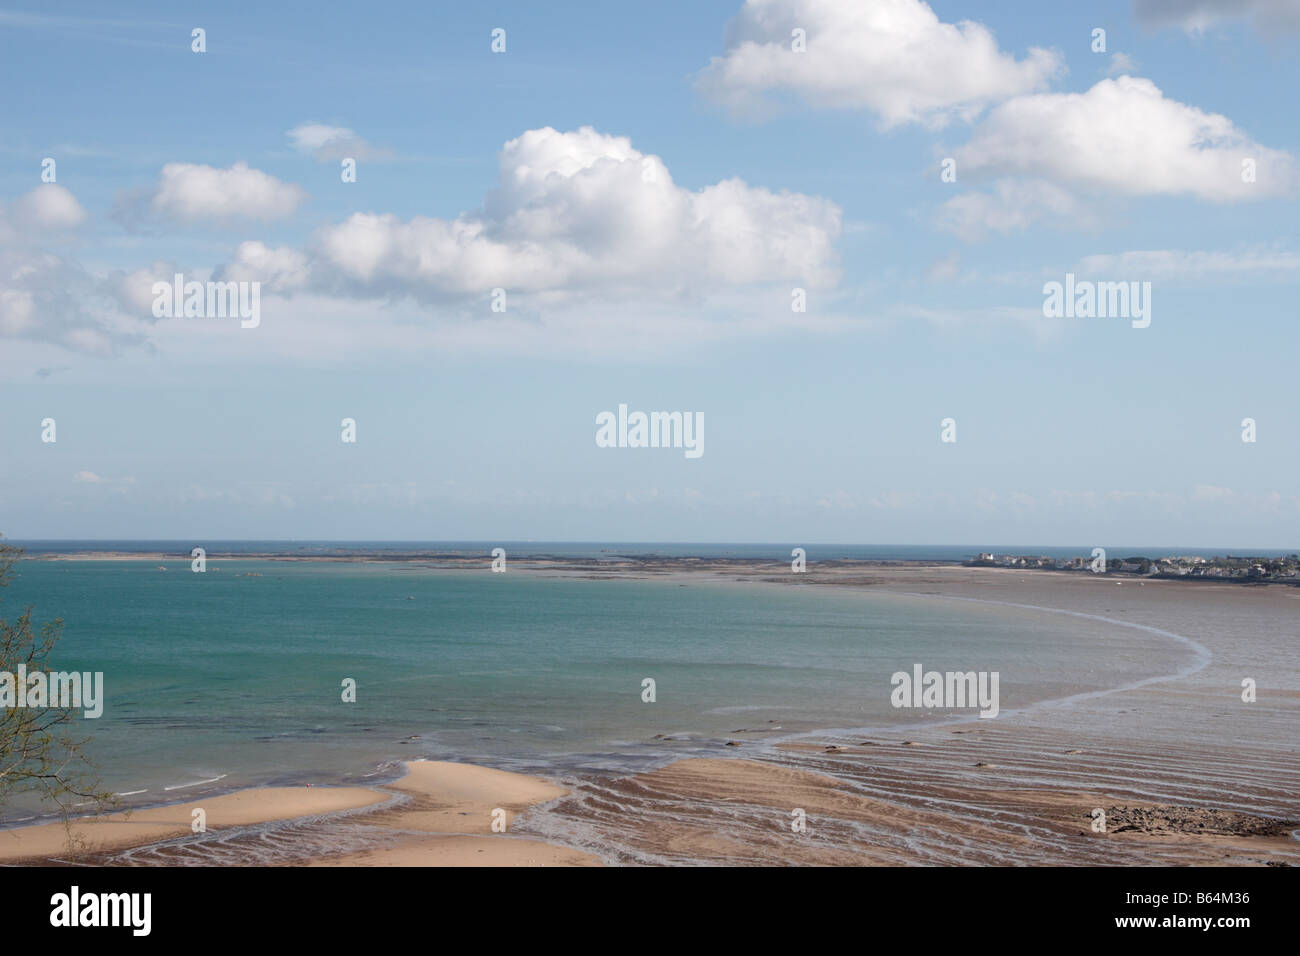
[4,538,1296,553]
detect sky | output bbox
[1,0,1298,547]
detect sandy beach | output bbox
[0,785,387,863]
[2,562,1297,866]
[306,760,601,866]
[0,760,601,867]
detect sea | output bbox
[0,541,1216,827]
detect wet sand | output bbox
[0,761,601,867]
[0,785,387,863]
[509,565,1300,865]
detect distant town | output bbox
[967,552,1300,583]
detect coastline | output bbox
[3,562,1297,866]
[24,547,1298,591]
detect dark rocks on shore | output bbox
[1099,805,1298,837]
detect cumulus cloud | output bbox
[0,186,138,353]
[10,184,87,230]
[236,125,841,300]
[119,161,307,226]
[940,76,1298,238]
[218,241,312,290]
[4,128,843,362]
[954,76,1297,201]
[1133,0,1300,34]
[0,246,132,353]
[287,123,387,161]
[696,0,1062,127]
[108,261,175,316]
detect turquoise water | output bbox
[0,559,1185,822]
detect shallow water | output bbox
[0,560,1196,823]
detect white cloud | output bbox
[954,76,1298,201]
[109,261,175,315]
[133,161,307,224]
[287,123,387,162]
[1133,0,1300,34]
[0,286,37,336]
[74,471,104,483]
[1106,52,1138,75]
[261,125,841,299]
[11,184,87,230]
[1077,247,1300,279]
[219,241,311,290]
[696,0,1062,127]
[3,128,848,364]
[0,187,138,353]
[937,179,1097,241]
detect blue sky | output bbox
[1,0,1297,546]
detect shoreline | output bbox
[3,563,1297,865]
[21,549,1299,591]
